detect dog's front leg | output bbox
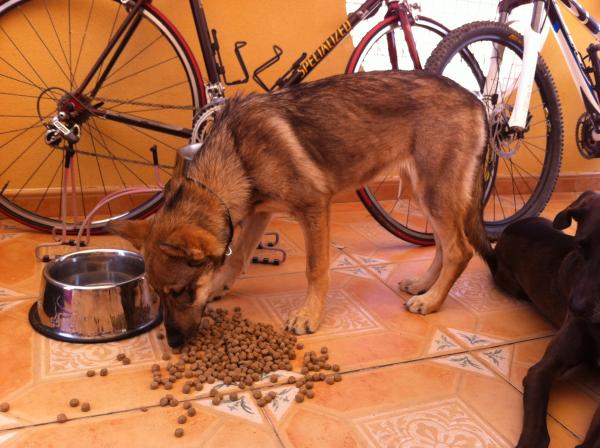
[518,317,586,448]
[286,203,330,335]
[208,212,272,300]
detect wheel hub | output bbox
[489,104,523,159]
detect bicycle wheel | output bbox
[346,15,448,246]
[425,21,563,238]
[0,0,203,233]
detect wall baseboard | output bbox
[332,172,600,203]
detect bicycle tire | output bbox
[425,21,564,238]
[346,15,448,246]
[0,0,204,233]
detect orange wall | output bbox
[152,0,354,94]
[540,0,600,174]
[157,0,599,175]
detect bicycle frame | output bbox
[66,0,424,142]
[498,0,600,130]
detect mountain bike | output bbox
[0,0,452,245]
[425,0,600,238]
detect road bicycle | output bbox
[0,0,455,245]
[425,0,600,238]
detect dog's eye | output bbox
[187,259,207,268]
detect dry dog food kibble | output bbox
[81,402,90,412]
[69,398,79,407]
[0,402,9,412]
[86,370,95,377]
[56,413,67,423]
[116,353,126,361]
[187,407,196,417]
[122,357,131,365]
[183,402,191,410]
[177,415,187,424]
[295,393,305,403]
[100,368,108,376]
[144,307,342,414]
[174,428,184,438]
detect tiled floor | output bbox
[0,192,597,447]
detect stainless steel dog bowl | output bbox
[29,249,161,343]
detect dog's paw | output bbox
[285,309,321,335]
[398,278,427,295]
[405,294,442,315]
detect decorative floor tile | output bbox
[331,254,357,269]
[265,385,297,421]
[367,264,393,281]
[450,271,524,313]
[337,267,372,279]
[259,289,381,337]
[355,398,511,448]
[41,333,160,377]
[475,345,514,379]
[197,391,263,424]
[0,289,26,300]
[427,328,461,355]
[354,254,390,266]
[432,354,495,377]
[447,328,506,348]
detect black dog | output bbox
[494,191,600,448]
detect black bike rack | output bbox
[251,232,287,266]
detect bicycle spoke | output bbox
[72,0,96,84]
[43,0,73,88]
[521,141,545,166]
[100,56,179,90]
[19,7,71,85]
[34,157,63,213]
[86,127,113,216]
[86,118,153,187]
[123,122,180,152]
[0,129,45,178]
[12,146,56,200]
[0,56,57,98]
[0,114,52,151]
[94,4,122,89]
[87,119,135,208]
[104,35,163,83]
[103,81,190,112]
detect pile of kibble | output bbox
[149,307,342,438]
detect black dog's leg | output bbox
[577,404,600,448]
[494,262,528,300]
[517,317,587,448]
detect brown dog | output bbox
[110,70,495,347]
[494,192,600,448]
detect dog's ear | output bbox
[159,224,222,262]
[553,191,596,230]
[107,219,152,249]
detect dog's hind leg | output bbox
[517,317,586,448]
[399,233,443,295]
[209,212,272,300]
[405,215,473,315]
[285,202,330,335]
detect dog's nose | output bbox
[166,327,185,348]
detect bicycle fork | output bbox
[486,1,547,131]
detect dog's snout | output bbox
[166,326,185,348]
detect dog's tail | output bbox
[464,109,497,275]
